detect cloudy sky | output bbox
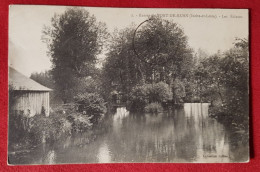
[9,5,248,76]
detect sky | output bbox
[9,5,248,76]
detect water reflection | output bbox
[182,103,230,162]
[43,150,56,164]
[9,103,246,164]
[97,142,111,163]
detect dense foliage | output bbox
[74,93,107,124]
[66,113,93,132]
[42,8,107,103]
[129,82,172,111]
[30,113,72,143]
[8,8,109,150]
[9,110,93,149]
[102,17,193,103]
[192,39,249,135]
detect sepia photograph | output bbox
[8,5,249,164]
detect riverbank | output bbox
[9,104,248,164]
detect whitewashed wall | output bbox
[12,91,50,117]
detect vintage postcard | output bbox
[8,5,249,164]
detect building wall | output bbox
[11,91,50,117]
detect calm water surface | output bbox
[9,103,248,164]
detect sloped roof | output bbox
[9,67,52,91]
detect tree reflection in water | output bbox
[9,104,248,164]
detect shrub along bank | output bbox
[129,82,172,112]
[8,92,106,151]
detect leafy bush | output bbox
[74,92,107,123]
[9,111,74,147]
[129,82,172,111]
[67,112,92,132]
[145,102,163,113]
[30,113,72,143]
[9,105,94,149]
[149,82,173,103]
[8,111,32,145]
[129,84,150,111]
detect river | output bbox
[9,103,249,164]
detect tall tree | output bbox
[102,17,193,102]
[134,16,193,82]
[42,8,107,103]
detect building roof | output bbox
[9,67,52,91]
